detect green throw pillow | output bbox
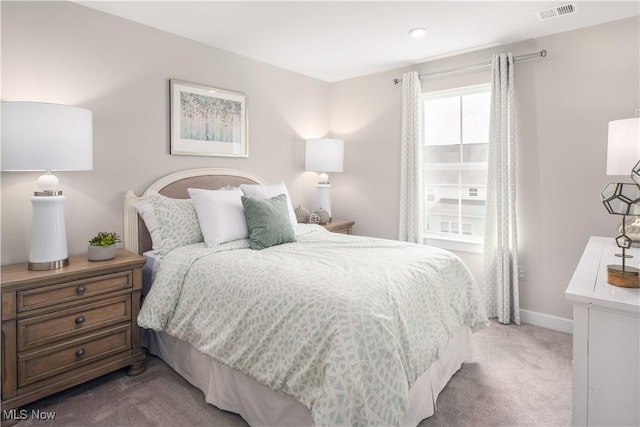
[241,194,296,250]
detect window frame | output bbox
[421,83,490,254]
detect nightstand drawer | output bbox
[18,324,131,387]
[17,271,133,313]
[18,295,131,351]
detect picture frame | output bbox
[170,79,248,157]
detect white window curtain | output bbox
[399,71,423,243]
[483,53,520,325]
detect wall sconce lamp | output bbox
[1,102,93,270]
[305,138,344,219]
[601,117,640,287]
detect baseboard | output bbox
[519,309,573,334]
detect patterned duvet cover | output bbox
[138,225,489,426]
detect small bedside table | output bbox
[322,219,355,235]
[1,249,146,419]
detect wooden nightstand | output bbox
[322,220,355,235]
[1,249,146,420]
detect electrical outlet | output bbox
[518,267,526,281]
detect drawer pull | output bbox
[75,315,85,325]
[75,348,85,358]
[76,285,86,295]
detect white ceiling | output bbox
[78,1,639,82]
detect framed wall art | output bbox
[170,79,248,157]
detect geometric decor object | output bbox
[601,182,640,216]
[617,216,640,248]
[601,182,640,287]
[616,234,633,250]
[632,160,640,187]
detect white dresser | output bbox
[566,236,640,427]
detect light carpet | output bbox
[18,321,572,427]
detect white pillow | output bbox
[188,187,248,247]
[135,201,162,254]
[239,182,297,227]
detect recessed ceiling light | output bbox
[408,27,427,38]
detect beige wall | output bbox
[330,17,640,320]
[1,1,329,264]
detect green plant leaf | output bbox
[89,231,122,247]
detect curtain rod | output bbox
[392,49,547,85]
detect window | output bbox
[422,84,490,253]
[462,223,473,236]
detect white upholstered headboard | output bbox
[123,168,267,254]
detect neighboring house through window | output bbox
[422,83,490,253]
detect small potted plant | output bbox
[87,231,121,261]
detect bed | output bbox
[123,168,489,426]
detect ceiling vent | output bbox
[536,3,579,21]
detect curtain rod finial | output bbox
[393,78,401,85]
[540,49,547,57]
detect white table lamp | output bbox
[305,138,344,219]
[2,102,93,270]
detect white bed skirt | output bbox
[142,327,473,426]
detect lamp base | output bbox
[28,258,69,271]
[317,184,332,220]
[607,265,640,288]
[29,193,69,271]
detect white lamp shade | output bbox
[305,138,344,173]
[2,102,93,171]
[607,118,640,175]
